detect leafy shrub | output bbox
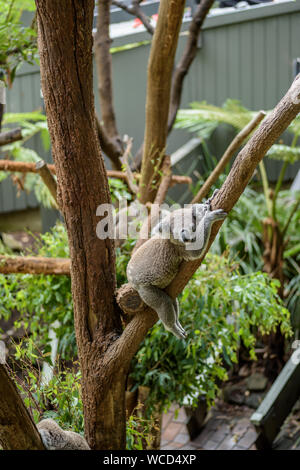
[0,223,75,359]
[129,253,292,413]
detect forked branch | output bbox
[111,0,154,35]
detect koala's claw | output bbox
[170,325,187,340]
[209,209,227,221]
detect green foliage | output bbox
[0,223,75,359]
[175,99,300,164]
[129,253,292,413]
[288,114,300,139]
[175,99,257,140]
[266,144,300,164]
[0,0,38,85]
[108,177,132,205]
[1,111,54,208]
[116,236,137,287]
[9,353,84,433]
[126,414,153,450]
[1,111,132,209]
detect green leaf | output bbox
[266,144,300,163]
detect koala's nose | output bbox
[180,229,195,243]
[180,229,190,242]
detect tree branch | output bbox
[139,0,186,203]
[94,0,121,151]
[95,113,123,170]
[0,255,70,275]
[192,110,266,203]
[0,127,22,146]
[119,136,138,194]
[35,159,58,206]
[0,364,44,450]
[168,0,214,133]
[111,0,154,35]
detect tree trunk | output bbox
[0,365,44,450]
[35,0,125,449]
[139,0,186,203]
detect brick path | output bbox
[160,401,300,450]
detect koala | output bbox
[37,418,90,450]
[126,190,227,340]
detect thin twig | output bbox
[35,159,58,206]
[111,0,154,35]
[120,137,138,194]
[192,111,266,203]
[0,127,22,146]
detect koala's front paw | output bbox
[208,209,227,221]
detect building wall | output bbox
[1,0,300,215]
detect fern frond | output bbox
[266,144,300,164]
[288,115,300,139]
[175,99,258,139]
[3,111,47,124]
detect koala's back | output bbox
[127,237,182,289]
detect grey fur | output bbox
[37,418,90,450]
[127,191,227,340]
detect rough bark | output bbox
[35,0,125,450]
[168,0,214,132]
[0,365,44,450]
[0,127,22,146]
[0,256,70,275]
[192,111,266,203]
[139,0,186,203]
[0,159,56,173]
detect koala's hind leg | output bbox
[137,285,187,340]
